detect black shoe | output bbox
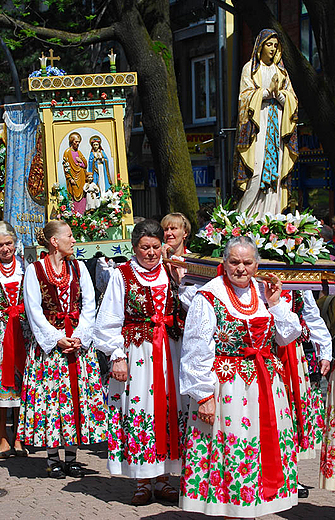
[64,461,85,478]
[47,462,66,479]
[298,485,309,499]
[0,448,15,459]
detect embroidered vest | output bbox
[33,260,81,330]
[118,261,184,348]
[0,279,25,325]
[200,290,284,385]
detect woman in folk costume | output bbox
[179,236,302,518]
[320,361,335,490]
[277,290,331,498]
[94,219,189,505]
[0,222,28,458]
[234,29,298,218]
[17,220,106,478]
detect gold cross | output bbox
[46,49,61,67]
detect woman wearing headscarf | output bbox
[234,29,298,218]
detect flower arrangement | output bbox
[51,183,131,242]
[29,65,66,77]
[192,203,330,264]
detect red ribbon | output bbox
[277,341,304,442]
[151,313,179,460]
[244,344,285,499]
[2,303,26,388]
[57,310,81,444]
[217,263,224,277]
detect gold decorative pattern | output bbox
[28,72,137,91]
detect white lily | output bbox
[253,233,266,248]
[296,243,309,257]
[306,236,325,258]
[285,238,296,258]
[236,212,254,227]
[207,231,222,246]
[264,237,285,255]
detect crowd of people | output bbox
[0,215,334,518]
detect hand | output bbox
[198,398,215,426]
[70,179,76,185]
[168,263,186,286]
[263,274,282,307]
[269,73,279,94]
[112,359,128,382]
[161,243,174,259]
[319,359,331,376]
[57,336,80,354]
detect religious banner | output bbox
[3,103,45,246]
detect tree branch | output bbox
[0,12,117,47]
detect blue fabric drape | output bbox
[3,103,45,246]
[260,99,280,192]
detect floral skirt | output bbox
[292,345,325,460]
[17,340,107,447]
[180,372,298,517]
[107,338,186,478]
[319,364,335,490]
[0,363,22,408]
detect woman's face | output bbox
[0,235,15,264]
[224,245,258,288]
[163,221,187,253]
[133,236,162,270]
[53,225,76,257]
[260,37,278,65]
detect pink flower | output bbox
[238,462,252,477]
[51,99,57,106]
[199,457,210,472]
[269,233,277,241]
[199,480,209,498]
[81,435,88,443]
[232,227,241,237]
[217,430,224,443]
[223,471,233,485]
[228,433,237,445]
[59,393,67,404]
[143,447,156,463]
[295,236,303,245]
[214,484,230,503]
[242,397,247,406]
[241,417,251,428]
[133,415,143,427]
[316,415,325,429]
[205,223,214,237]
[243,445,258,460]
[286,222,297,234]
[240,485,255,504]
[210,470,221,486]
[186,438,194,449]
[224,395,232,403]
[184,465,193,480]
[222,228,228,236]
[138,430,150,445]
[225,418,231,426]
[192,428,201,439]
[129,438,140,454]
[224,445,231,455]
[260,225,269,234]
[101,92,107,100]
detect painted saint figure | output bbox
[63,132,87,215]
[83,173,100,212]
[88,136,113,195]
[234,29,298,218]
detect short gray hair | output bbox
[223,236,260,262]
[0,221,17,245]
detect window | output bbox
[192,54,216,123]
[301,2,320,70]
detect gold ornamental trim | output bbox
[28,72,137,91]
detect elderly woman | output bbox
[161,212,191,258]
[94,219,188,505]
[0,222,28,458]
[179,236,302,517]
[17,220,106,478]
